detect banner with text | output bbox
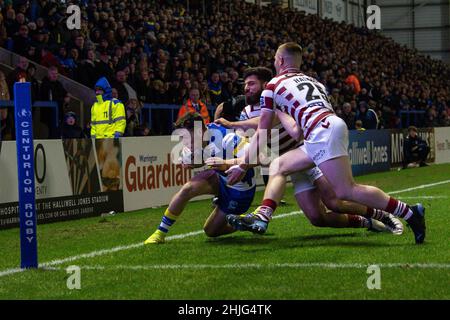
[389,128,435,167]
[121,136,195,212]
[0,139,124,229]
[348,130,390,176]
[434,127,450,164]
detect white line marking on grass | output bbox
[1,179,449,278]
[36,263,450,271]
[388,180,450,195]
[0,267,25,278]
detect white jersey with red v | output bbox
[260,72,334,140]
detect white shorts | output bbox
[290,144,324,194]
[304,115,349,166]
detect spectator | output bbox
[0,108,14,141]
[208,72,223,106]
[135,69,153,103]
[0,70,11,140]
[199,80,212,106]
[403,126,430,168]
[0,13,8,48]
[40,46,61,70]
[12,24,30,56]
[7,56,28,98]
[95,50,114,83]
[39,66,70,136]
[26,64,40,101]
[57,46,78,77]
[112,70,129,103]
[339,102,356,130]
[177,88,210,125]
[61,111,84,139]
[438,110,450,127]
[355,101,379,130]
[125,100,141,137]
[355,120,365,131]
[0,71,10,101]
[77,49,98,88]
[90,77,126,139]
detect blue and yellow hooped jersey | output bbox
[206,123,255,191]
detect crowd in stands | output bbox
[0,0,449,139]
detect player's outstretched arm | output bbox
[243,109,275,167]
[215,117,260,131]
[275,109,303,141]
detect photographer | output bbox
[403,126,430,169]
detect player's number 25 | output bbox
[297,82,330,103]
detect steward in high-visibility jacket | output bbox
[90,77,126,138]
[177,88,210,125]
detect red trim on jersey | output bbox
[296,106,308,124]
[277,86,287,95]
[289,106,296,118]
[293,100,300,108]
[303,107,324,126]
[304,112,334,140]
[285,93,294,101]
[263,96,273,109]
[266,74,302,93]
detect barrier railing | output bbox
[141,103,216,129]
[0,47,94,124]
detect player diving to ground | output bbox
[226,43,425,244]
[212,67,402,234]
[144,112,256,244]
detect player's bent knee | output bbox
[270,159,290,176]
[321,197,340,212]
[179,182,196,199]
[203,225,221,237]
[334,184,356,201]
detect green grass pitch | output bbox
[0,164,449,299]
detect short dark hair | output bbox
[279,42,303,57]
[279,42,303,66]
[243,67,273,83]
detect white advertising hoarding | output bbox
[0,140,72,203]
[122,136,196,212]
[435,127,450,164]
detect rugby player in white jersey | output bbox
[226,44,425,244]
[144,113,256,244]
[213,67,402,233]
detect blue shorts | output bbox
[217,176,256,215]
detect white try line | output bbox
[1,179,450,278]
[40,262,450,271]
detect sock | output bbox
[365,207,387,220]
[157,209,178,234]
[385,197,413,220]
[255,199,277,222]
[347,215,368,228]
